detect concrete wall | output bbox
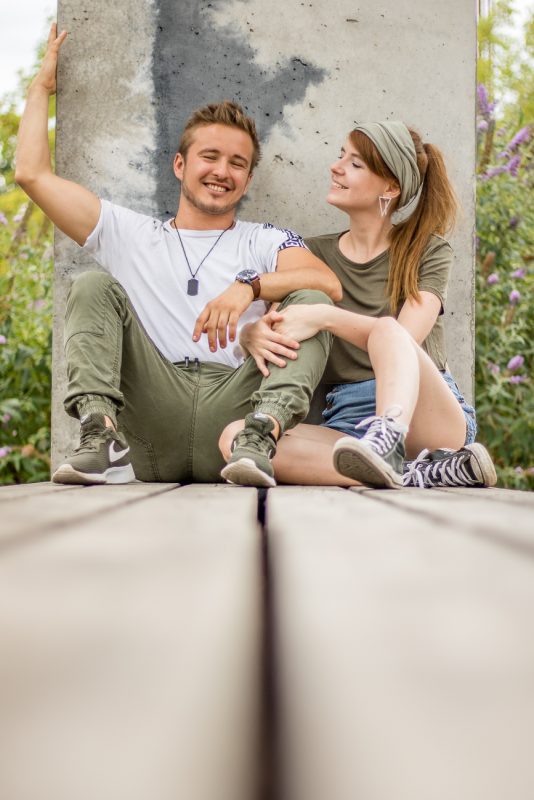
[54,0,476,465]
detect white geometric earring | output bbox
[379,196,392,217]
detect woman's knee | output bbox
[218,418,245,460]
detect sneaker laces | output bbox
[403,448,478,488]
[232,427,275,457]
[354,405,406,457]
[76,416,110,453]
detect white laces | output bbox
[355,406,407,457]
[403,448,478,488]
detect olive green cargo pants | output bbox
[63,271,332,482]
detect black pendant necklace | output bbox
[173,220,234,296]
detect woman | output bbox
[220,121,496,489]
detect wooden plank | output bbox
[440,486,534,506]
[0,485,262,800]
[0,481,76,500]
[0,482,179,542]
[358,486,534,555]
[267,486,534,800]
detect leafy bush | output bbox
[0,202,53,483]
[475,2,534,490]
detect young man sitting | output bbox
[16,25,341,487]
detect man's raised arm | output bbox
[15,24,101,246]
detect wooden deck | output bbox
[1,482,534,800]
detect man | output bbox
[16,25,341,487]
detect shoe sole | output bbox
[333,438,402,489]
[465,443,497,487]
[52,463,136,485]
[221,458,277,488]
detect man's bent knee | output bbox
[69,269,117,298]
[279,288,334,308]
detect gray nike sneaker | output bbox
[403,443,497,488]
[332,408,408,489]
[221,412,277,487]
[52,413,136,485]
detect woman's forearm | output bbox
[318,305,378,350]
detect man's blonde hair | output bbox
[178,100,261,170]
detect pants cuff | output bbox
[253,403,294,435]
[76,397,117,427]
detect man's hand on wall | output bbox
[33,23,68,95]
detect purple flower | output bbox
[477,84,496,117]
[509,217,520,230]
[507,155,521,176]
[515,466,524,473]
[0,212,8,226]
[509,375,528,384]
[13,211,25,223]
[487,361,501,375]
[509,289,521,305]
[496,127,507,137]
[0,446,12,458]
[507,126,531,152]
[477,120,489,132]
[487,273,499,285]
[0,335,6,345]
[511,267,526,278]
[507,355,525,371]
[2,414,10,423]
[484,165,507,179]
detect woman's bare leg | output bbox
[367,317,466,457]
[219,420,359,485]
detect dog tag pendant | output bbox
[187,278,199,296]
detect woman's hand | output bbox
[272,304,329,342]
[240,309,300,377]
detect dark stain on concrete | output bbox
[152,0,326,216]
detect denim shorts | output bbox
[321,370,477,444]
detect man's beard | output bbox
[181,180,242,216]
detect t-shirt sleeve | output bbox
[251,223,308,273]
[83,199,157,278]
[417,237,453,312]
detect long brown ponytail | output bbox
[349,128,458,311]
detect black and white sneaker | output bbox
[52,413,136,485]
[403,443,497,488]
[332,407,408,489]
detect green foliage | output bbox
[0,202,53,483]
[1,49,54,483]
[476,5,534,491]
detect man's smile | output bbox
[204,182,231,193]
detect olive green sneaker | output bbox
[52,413,136,485]
[221,412,277,488]
[332,408,408,489]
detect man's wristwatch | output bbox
[235,269,261,299]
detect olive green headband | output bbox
[352,121,423,225]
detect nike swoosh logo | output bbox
[109,441,130,463]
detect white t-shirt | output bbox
[83,200,307,368]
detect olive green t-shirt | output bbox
[305,232,452,384]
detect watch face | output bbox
[237,269,259,281]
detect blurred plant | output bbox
[476,2,534,490]
[1,30,55,485]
